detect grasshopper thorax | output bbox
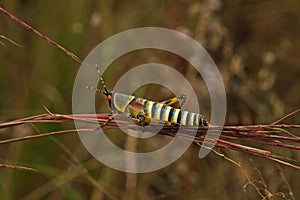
[110,92,135,113]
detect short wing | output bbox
[129,101,144,109]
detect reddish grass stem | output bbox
[0,110,300,170]
[0,6,82,64]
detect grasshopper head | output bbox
[106,92,113,108]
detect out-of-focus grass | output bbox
[0,0,300,199]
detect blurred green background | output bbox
[1,0,300,199]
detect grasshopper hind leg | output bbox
[160,94,187,109]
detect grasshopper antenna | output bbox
[86,86,107,95]
[96,65,109,95]
[86,65,110,97]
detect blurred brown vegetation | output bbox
[0,0,300,199]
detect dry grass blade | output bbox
[0,34,23,47]
[0,163,37,171]
[0,128,93,145]
[271,108,300,125]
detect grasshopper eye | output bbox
[107,95,112,101]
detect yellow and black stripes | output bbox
[91,67,208,127]
[111,93,208,126]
